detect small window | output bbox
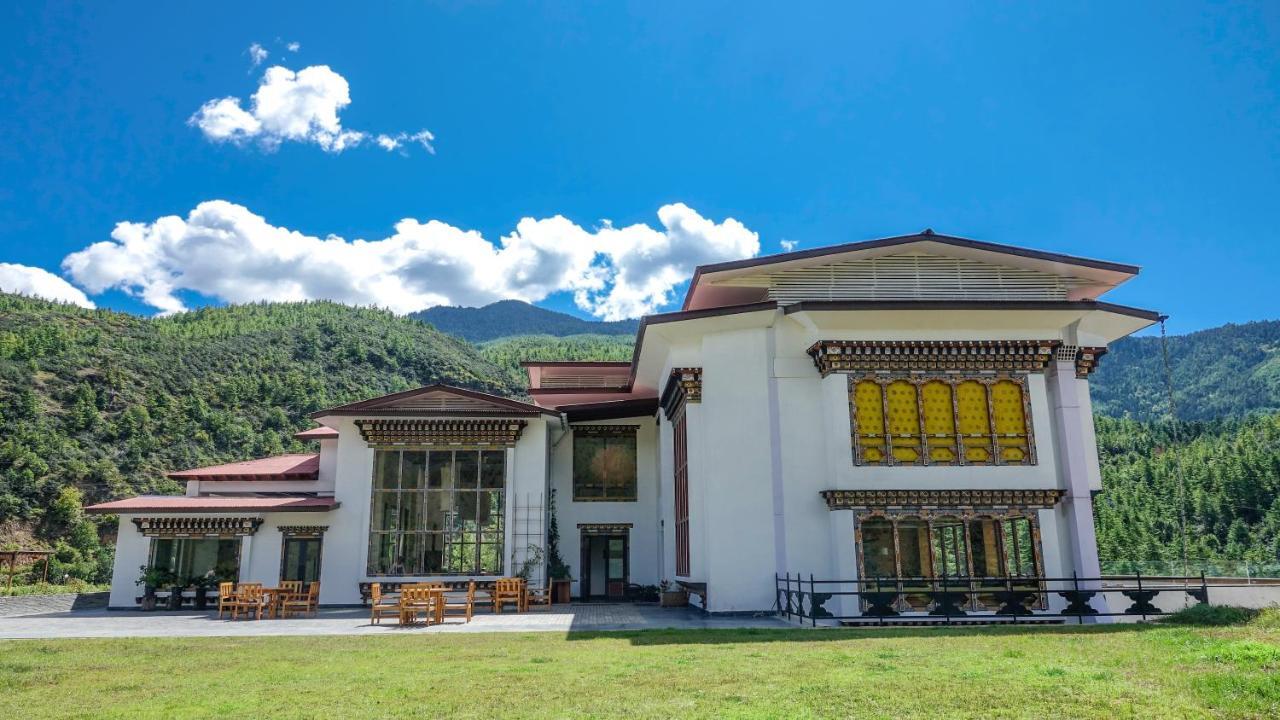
[573,426,638,501]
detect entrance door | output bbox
[281,537,323,584]
[580,533,628,600]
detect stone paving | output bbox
[0,602,792,640]
[0,592,107,618]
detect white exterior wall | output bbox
[550,417,660,597]
[107,517,150,608]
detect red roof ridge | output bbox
[167,453,320,481]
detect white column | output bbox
[1047,357,1105,610]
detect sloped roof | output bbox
[85,496,337,514]
[294,426,339,440]
[311,383,557,418]
[167,454,319,482]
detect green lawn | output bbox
[2,620,1278,719]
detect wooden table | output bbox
[398,587,445,626]
[259,587,300,619]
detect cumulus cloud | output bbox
[248,42,269,68]
[190,64,433,155]
[780,239,798,251]
[286,41,301,52]
[0,263,95,308]
[61,201,758,320]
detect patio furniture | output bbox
[278,580,304,596]
[399,586,444,626]
[492,578,525,614]
[279,582,320,618]
[525,578,553,610]
[229,585,270,620]
[369,583,400,625]
[441,581,476,623]
[216,582,236,619]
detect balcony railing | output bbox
[775,572,1211,626]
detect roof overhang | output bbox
[85,496,339,514]
[311,383,558,419]
[167,454,320,482]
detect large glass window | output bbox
[149,538,240,583]
[858,514,1041,582]
[851,375,1033,466]
[573,427,638,501]
[367,449,505,576]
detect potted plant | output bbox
[189,572,215,611]
[136,565,171,611]
[659,579,688,608]
[545,489,572,604]
[166,576,186,610]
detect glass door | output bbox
[281,537,323,584]
[605,536,627,599]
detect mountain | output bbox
[0,294,519,578]
[1090,320,1280,421]
[412,300,639,343]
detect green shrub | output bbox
[1159,604,1258,626]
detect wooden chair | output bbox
[441,581,476,623]
[398,586,439,626]
[278,580,304,595]
[369,583,400,625]
[216,582,236,619]
[279,582,320,618]
[493,578,524,614]
[525,577,553,610]
[229,585,270,620]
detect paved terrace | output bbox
[0,603,790,640]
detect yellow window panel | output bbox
[921,380,957,464]
[853,380,887,464]
[886,380,922,464]
[990,380,1028,435]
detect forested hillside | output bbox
[479,334,635,385]
[0,294,518,579]
[1090,320,1280,421]
[413,300,639,342]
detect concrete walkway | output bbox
[0,603,791,640]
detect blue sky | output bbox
[0,1,1277,333]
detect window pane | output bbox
[603,436,638,498]
[969,519,1001,577]
[401,451,427,489]
[456,452,478,489]
[399,490,423,532]
[573,436,605,499]
[861,520,896,578]
[931,519,968,577]
[853,381,886,464]
[422,533,445,573]
[477,543,501,575]
[367,533,395,575]
[574,431,637,500]
[898,520,930,577]
[428,451,452,489]
[477,490,502,530]
[374,451,400,490]
[886,380,922,464]
[371,491,398,532]
[956,381,992,464]
[424,490,450,532]
[456,492,479,531]
[481,451,505,489]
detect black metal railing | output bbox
[775,572,1211,626]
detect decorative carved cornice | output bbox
[132,516,263,537]
[661,367,703,420]
[820,489,1064,511]
[356,418,527,447]
[577,522,633,535]
[807,340,1060,376]
[1074,347,1107,378]
[571,424,639,437]
[278,525,328,537]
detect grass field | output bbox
[2,617,1278,719]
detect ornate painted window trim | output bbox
[356,419,527,447]
[809,339,1060,377]
[278,525,328,538]
[132,516,263,538]
[577,522,633,536]
[821,488,1064,511]
[848,373,1037,467]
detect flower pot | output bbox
[193,590,209,611]
[140,589,157,612]
[660,590,688,608]
[166,586,185,610]
[551,579,571,604]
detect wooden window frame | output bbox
[571,425,639,502]
[673,408,690,578]
[848,373,1036,467]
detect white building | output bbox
[90,231,1159,616]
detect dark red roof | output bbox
[85,496,338,514]
[294,426,339,440]
[167,454,319,482]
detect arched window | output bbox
[852,380,886,464]
[920,380,957,464]
[955,380,993,464]
[885,380,922,465]
[990,379,1030,464]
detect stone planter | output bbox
[660,590,688,608]
[551,579,571,604]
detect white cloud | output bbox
[61,201,759,320]
[248,42,269,68]
[0,263,95,308]
[286,41,301,52]
[780,239,798,251]
[190,64,431,155]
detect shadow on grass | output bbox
[566,621,1171,645]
